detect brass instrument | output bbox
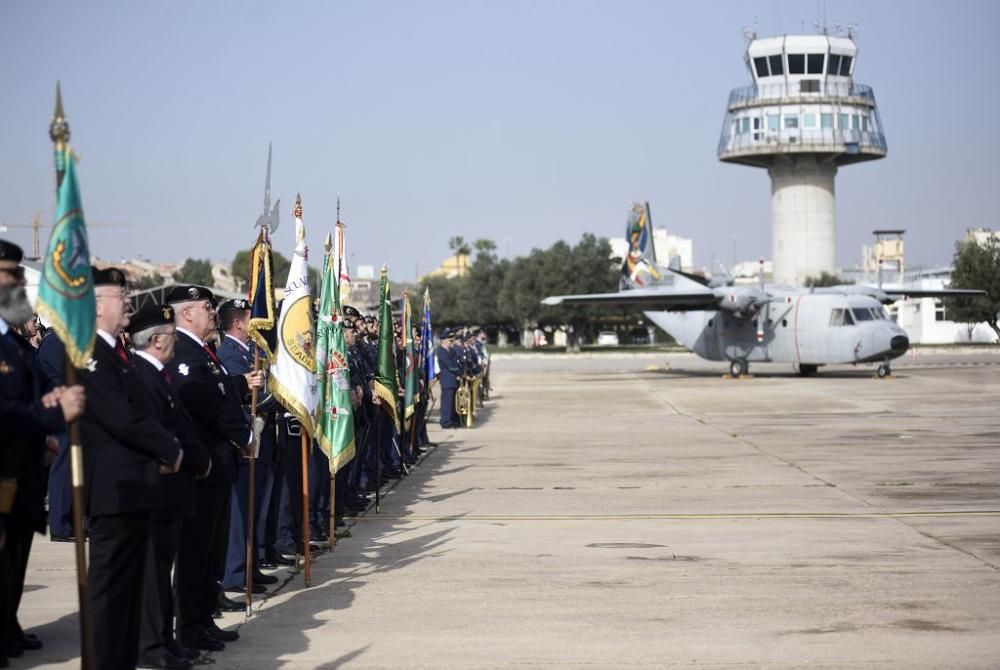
[455,378,472,424]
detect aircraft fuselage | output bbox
[644,291,910,367]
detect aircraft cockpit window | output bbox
[876,307,891,320]
[852,308,874,322]
[830,308,855,326]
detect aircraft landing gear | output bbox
[729,358,748,378]
[798,364,818,376]
[877,363,892,379]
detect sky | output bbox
[1,0,998,281]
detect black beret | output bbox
[343,305,361,318]
[165,284,215,304]
[92,266,127,287]
[218,298,250,313]
[363,315,375,324]
[0,239,24,263]
[127,302,174,334]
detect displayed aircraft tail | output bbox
[620,202,663,290]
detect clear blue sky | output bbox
[1,0,997,281]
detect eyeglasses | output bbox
[0,266,25,281]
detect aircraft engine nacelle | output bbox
[717,291,764,316]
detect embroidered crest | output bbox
[178,363,190,376]
[85,358,97,372]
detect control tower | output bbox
[718,33,887,285]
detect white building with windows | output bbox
[719,32,887,286]
[885,267,998,344]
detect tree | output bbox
[804,272,850,287]
[173,258,215,287]
[131,273,165,291]
[448,235,471,256]
[947,236,1000,342]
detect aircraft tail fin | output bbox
[620,202,663,289]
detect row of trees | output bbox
[420,234,633,344]
[948,235,1000,341]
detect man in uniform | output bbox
[167,285,252,652]
[215,298,274,595]
[435,329,460,429]
[78,267,184,670]
[0,240,85,664]
[128,302,211,669]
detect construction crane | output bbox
[0,211,130,258]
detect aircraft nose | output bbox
[890,334,909,353]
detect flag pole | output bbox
[50,82,94,670]
[323,231,336,549]
[245,343,261,618]
[301,431,311,585]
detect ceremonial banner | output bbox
[373,268,400,433]
[315,249,355,473]
[247,230,276,360]
[420,287,438,384]
[401,293,417,425]
[268,201,317,434]
[36,149,95,369]
[332,218,352,305]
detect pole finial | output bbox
[336,194,341,224]
[49,81,70,145]
[324,232,333,255]
[293,193,302,219]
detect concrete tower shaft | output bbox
[718,34,887,285]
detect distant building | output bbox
[418,253,470,281]
[731,259,773,285]
[608,227,694,273]
[884,266,997,344]
[966,227,999,247]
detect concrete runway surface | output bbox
[17,349,1000,669]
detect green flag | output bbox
[401,293,417,427]
[36,149,95,369]
[314,254,356,474]
[373,267,400,433]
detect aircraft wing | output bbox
[880,288,986,300]
[542,287,720,311]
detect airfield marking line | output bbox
[635,372,1000,572]
[353,510,1000,522]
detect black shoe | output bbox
[138,650,193,669]
[211,609,222,619]
[179,633,224,653]
[165,641,199,661]
[382,471,402,480]
[49,534,75,543]
[258,559,277,569]
[226,584,266,594]
[269,554,295,566]
[252,572,278,585]
[0,642,22,659]
[334,517,346,528]
[215,593,243,612]
[0,654,7,668]
[18,634,41,651]
[207,624,239,642]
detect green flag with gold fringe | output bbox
[36,148,95,369]
[314,248,356,473]
[373,267,400,433]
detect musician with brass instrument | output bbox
[455,331,482,428]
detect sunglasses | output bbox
[0,266,26,281]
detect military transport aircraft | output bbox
[542,203,985,378]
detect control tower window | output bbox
[753,57,769,78]
[803,113,817,128]
[785,115,799,129]
[828,54,842,75]
[807,54,824,74]
[821,113,833,129]
[787,53,805,75]
[768,54,784,76]
[839,55,853,76]
[767,114,779,131]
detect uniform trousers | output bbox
[439,386,457,428]
[138,518,182,655]
[46,434,73,537]
[0,516,34,651]
[88,511,150,670]
[177,481,229,639]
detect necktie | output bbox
[161,368,173,386]
[202,344,221,366]
[114,340,130,364]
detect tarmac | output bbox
[16,349,1000,669]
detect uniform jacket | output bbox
[169,331,250,484]
[436,344,459,390]
[77,336,181,517]
[0,329,63,530]
[132,354,212,519]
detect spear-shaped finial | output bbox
[293,192,302,219]
[380,264,388,276]
[323,232,333,256]
[336,194,341,224]
[49,81,70,145]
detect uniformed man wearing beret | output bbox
[0,240,85,664]
[436,329,461,429]
[128,302,212,669]
[166,286,252,652]
[79,267,184,670]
